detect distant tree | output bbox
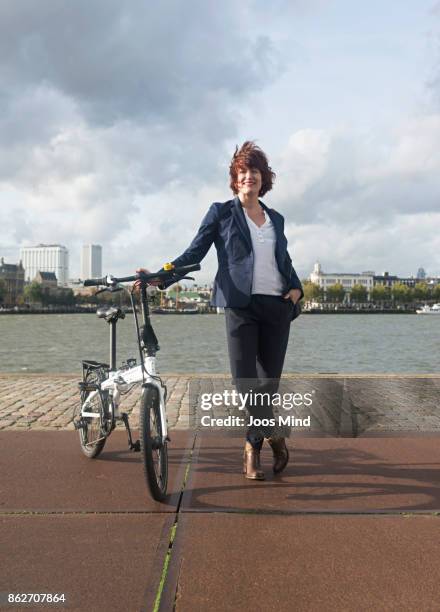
[371,285,390,303]
[77,291,98,305]
[302,280,322,302]
[413,282,430,301]
[326,283,345,303]
[0,279,6,304]
[40,287,52,305]
[57,288,75,305]
[23,282,43,304]
[392,283,411,303]
[90,288,132,309]
[432,285,440,301]
[350,284,367,303]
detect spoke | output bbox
[151,407,161,480]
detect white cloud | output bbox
[271,115,440,277]
[0,1,438,282]
[0,0,287,277]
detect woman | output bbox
[139,141,303,480]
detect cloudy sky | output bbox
[1,0,439,283]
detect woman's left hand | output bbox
[283,288,302,305]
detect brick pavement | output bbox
[0,373,439,433]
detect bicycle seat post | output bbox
[96,305,125,371]
[110,318,117,371]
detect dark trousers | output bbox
[224,294,292,449]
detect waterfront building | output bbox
[0,258,25,305]
[310,262,374,300]
[35,271,57,289]
[309,263,440,307]
[373,272,398,288]
[374,272,418,288]
[81,244,102,280]
[20,244,69,286]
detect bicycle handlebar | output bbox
[83,263,201,287]
[83,277,109,287]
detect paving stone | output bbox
[170,515,440,612]
[1,430,194,512]
[1,514,171,612]
[0,374,439,434]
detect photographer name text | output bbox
[200,414,311,427]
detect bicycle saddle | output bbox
[96,305,125,322]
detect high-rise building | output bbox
[20,244,69,286]
[81,244,102,280]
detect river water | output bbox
[0,313,438,374]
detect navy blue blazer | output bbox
[162,196,303,312]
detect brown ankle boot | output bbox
[242,441,265,480]
[267,437,289,474]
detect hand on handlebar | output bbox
[134,268,162,291]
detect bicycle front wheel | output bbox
[140,385,168,501]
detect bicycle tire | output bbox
[139,385,168,501]
[78,381,109,459]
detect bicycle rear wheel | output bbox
[78,387,109,459]
[139,385,168,501]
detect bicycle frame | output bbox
[77,264,199,499]
[79,285,168,442]
[78,264,200,446]
[81,364,168,434]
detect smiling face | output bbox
[229,142,276,197]
[236,165,263,198]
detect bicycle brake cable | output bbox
[129,286,146,385]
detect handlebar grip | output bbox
[83,278,106,287]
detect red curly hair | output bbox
[229,141,276,197]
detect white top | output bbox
[243,207,285,295]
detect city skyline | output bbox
[0,2,439,284]
[20,244,69,286]
[11,243,103,284]
[2,245,437,286]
